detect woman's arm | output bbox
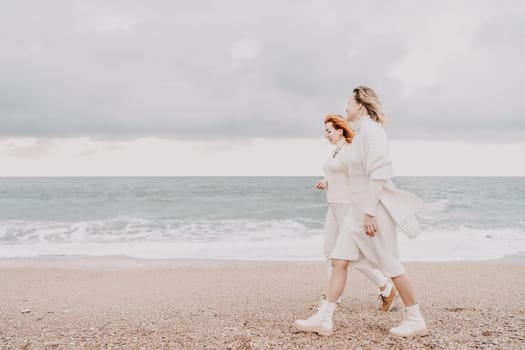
[362,125,394,235]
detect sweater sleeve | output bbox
[363,179,386,216]
[363,125,394,180]
[363,124,394,216]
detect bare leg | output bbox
[325,259,349,302]
[295,259,345,336]
[389,273,427,337]
[391,273,417,306]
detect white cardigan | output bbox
[347,116,446,238]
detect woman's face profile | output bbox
[324,122,342,145]
[345,94,360,121]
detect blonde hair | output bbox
[352,86,387,125]
[324,114,354,143]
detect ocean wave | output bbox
[0,216,324,243]
[0,218,524,261]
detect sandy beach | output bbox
[1,258,524,349]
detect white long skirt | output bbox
[329,200,405,278]
[324,203,389,286]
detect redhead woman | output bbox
[314,114,397,310]
[295,86,436,338]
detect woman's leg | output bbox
[325,259,350,302]
[353,258,398,311]
[391,273,416,306]
[294,258,349,336]
[389,273,427,337]
[352,259,388,288]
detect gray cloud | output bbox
[0,0,524,140]
[8,138,54,158]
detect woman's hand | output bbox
[363,214,377,237]
[315,180,327,190]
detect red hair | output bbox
[324,114,354,143]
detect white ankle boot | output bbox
[295,299,337,336]
[389,304,428,337]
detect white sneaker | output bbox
[389,316,428,337]
[294,300,337,336]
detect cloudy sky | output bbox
[1,0,524,176]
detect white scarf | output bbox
[381,182,447,238]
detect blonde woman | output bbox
[295,86,435,338]
[314,114,397,310]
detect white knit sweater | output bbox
[322,141,352,204]
[349,116,446,238]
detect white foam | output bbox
[0,218,524,262]
[399,226,525,261]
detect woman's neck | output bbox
[348,115,370,133]
[335,138,345,147]
[351,113,369,123]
